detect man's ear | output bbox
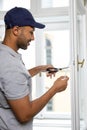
[12,26,21,36]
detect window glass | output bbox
[44,30,71,114]
[41,0,69,8]
[0,25,5,41]
[0,0,30,11]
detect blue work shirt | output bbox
[0,43,33,130]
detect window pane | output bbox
[41,0,69,8]
[0,0,30,11]
[44,30,71,114]
[0,25,5,41]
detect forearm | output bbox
[28,66,44,77]
[26,76,68,120]
[29,85,56,116]
[20,85,57,123]
[8,76,69,123]
[8,85,56,124]
[28,65,55,77]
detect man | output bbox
[0,7,69,130]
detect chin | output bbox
[24,47,28,50]
[21,46,28,50]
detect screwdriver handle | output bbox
[46,67,58,73]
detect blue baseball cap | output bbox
[4,7,45,29]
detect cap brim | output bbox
[32,22,45,29]
[35,22,45,28]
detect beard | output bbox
[16,30,31,50]
[17,42,29,50]
[16,38,31,50]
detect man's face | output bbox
[16,26,35,50]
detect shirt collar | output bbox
[0,43,22,59]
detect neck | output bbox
[2,40,18,52]
[2,31,18,52]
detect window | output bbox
[41,0,69,8]
[0,24,5,41]
[33,21,71,129]
[44,29,71,114]
[0,0,30,11]
[31,0,69,18]
[45,38,52,64]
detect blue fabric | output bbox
[4,7,45,29]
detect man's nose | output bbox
[31,34,34,40]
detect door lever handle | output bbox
[78,59,85,68]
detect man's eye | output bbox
[30,31,33,35]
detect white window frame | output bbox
[31,0,69,17]
[70,0,86,129]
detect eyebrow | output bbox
[30,26,35,31]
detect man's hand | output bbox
[40,65,56,78]
[52,76,69,93]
